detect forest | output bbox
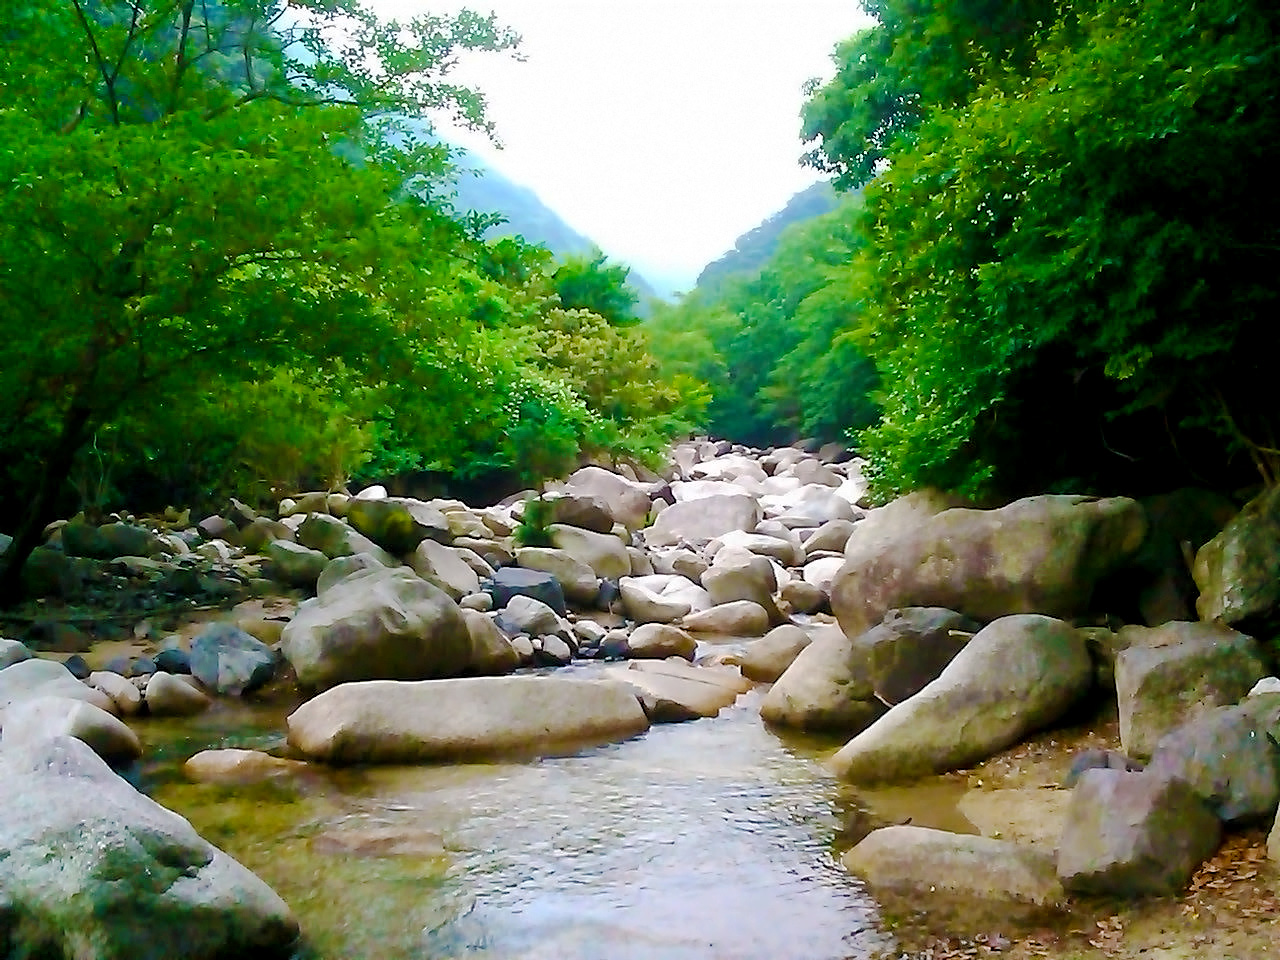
[652,0,1279,503]
[1,0,1278,597]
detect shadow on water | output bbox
[142,683,903,960]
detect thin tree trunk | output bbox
[0,401,94,606]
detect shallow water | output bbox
[146,678,905,960]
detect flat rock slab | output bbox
[609,659,751,722]
[956,788,1072,852]
[842,825,1064,907]
[287,676,650,764]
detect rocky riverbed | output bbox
[2,439,1280,958]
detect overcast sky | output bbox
[369,1,870,292]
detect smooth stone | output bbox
[145,671,212,716]
[184,749,311,785]
[626,623,697,661]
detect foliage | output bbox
[648,193,878,448]
[800,0,1280,500]
[552,250,640,326]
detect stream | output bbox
[140,670,910,960]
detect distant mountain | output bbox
[695,181,839,295]
[449,151,661,311]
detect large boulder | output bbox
[1114,621,1268,759]
[0,735,298,959]
[842,825,1063,907]
[861,607,980,707]
[190,623,277,696]
[547,524,631,581]
[759,623,886,734]
[829,615,1093,783]
[281,565,472,692]
[344,496,452,554]
[547,494,616,534]
[459,610,520,676]
[62,521,168,559]
[1146,697,1280,823]
[643,494,761,548]
[561,466,653,530]
[1194,484,1279,628]
[1056,768,1222,897]
[832,494,1147,639]
[265,540,328,588]
[286,676,650,763]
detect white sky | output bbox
[369,1,870,293]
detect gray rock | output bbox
[145,671,211,716]
[843,825,1064,907]
[760,623,886,735]
[701,550,783,623]
[513,547,599,606]
[802,518,856,558]
[0,735,298,959]
[315,551,389,596]
[0,695,140,767]
[282,565,472,692]
[832,494,1147,640]
[547,494,616,533]
[1147,697,1280,823]
[861,607,979,707]
[535,635,574,667]
[830,615,1093,783]
[609,659,751,722]
[1115,621,1268,759]
[561,466,653,530]
[484,567,567,616]
[548,524,631,580]
[296,513,396,564]
[238,517,295,554]
[266,539,328,588]
[0,638,33,670]
[681,600,771,636]
[409,539,481,600]
[460,611,520,676]
[0,658,114,714]
[779,579,826,615]
[494,595,567,640]
[1193,484,1278,626]
[626,623,697,661]
[643,494,761,548]
[190,622,277,696]
[62,521,167,559]
[344,496,452,554]
[1057,768,1221,897]
[1062,748,1143,788]
[286,676,650,763]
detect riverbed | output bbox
[141,676,905,960]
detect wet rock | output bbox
[145,671,211,716]
[625,623,697,661]
[1115,620,1268,759]
[832,494,1146,639]
[1057,768,1221,897]
[184,749,311,785]
[282,565,472,692]
[611,658,752,722]
[286,676,650,763]
[829,616,1092,783]
[0,735,298,959]
[191,622,277,696]
[738,625,812,683]
[760,623,886,735]
[843,825,1064,907]
[484,567,567,617]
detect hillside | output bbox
[694,181,839,295]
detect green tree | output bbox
[0,0,517,599]
[552,249,640,326]
[806,0,1280,499]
